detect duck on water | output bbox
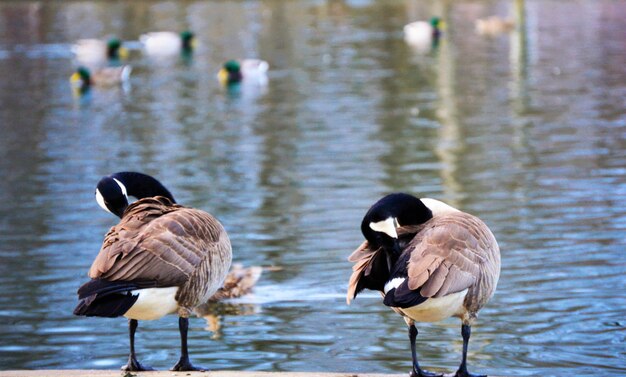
[347,193,500,377]
[74,172,232,371]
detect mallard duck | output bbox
[139,31,196,57]
[403,17,443,52]
[75,172,232,371]
[347,193,500,377]
[217,59,269,86]
[71,37,129,66]
[475,16,515,36]
[69,65,131,93]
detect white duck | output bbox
[71,37,128,67]
[403,17,443,53]
[140,31,196,58]
[217,59,269,86]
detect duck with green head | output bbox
[217,59,269,86]
[71,37,129,66]
[70,65,131,93]
[403,16,444,52]
[140,31,196,58]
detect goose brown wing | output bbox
[88,197,226,288]
[407,213,489,298]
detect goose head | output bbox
[95,172,176,218]
[95,177,129,217]
[361,193,433,255]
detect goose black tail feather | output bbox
[74,279,155,318]
[383,281,429,309]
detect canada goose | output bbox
[475,16,515,36]
[404,17,443,53]
[69,65,131,93]
[347,193,500,377]
[71,37,129,66]
[217,59,269,86]
[140,31,196,57]
[75,171,232,371]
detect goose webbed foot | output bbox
[410,367,443,377]
[170,356,206,371]
[121,357,154,372]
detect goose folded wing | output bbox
[88,207,220,288]
[406,216,485,299]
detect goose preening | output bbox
[69,65,132,93]
[347,193,500,377]
[404,17,443,53]
[217,59,269,86]
[71,37,129,66]
[74,172,232,371]
[140,31,196,58]
[93,172,263,300]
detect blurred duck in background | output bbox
[140,31,196,58]
[69,65,132,94]
[404,17,444,53]
[475,16,515,36]
[217,59,269,86]
[71,37,129,67]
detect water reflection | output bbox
[0,0,625,376]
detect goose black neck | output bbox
[111,172,176,203]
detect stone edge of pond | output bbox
[0,371,407,377]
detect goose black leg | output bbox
[454,324,485,377]
[408,324,442,377]
[171,317,205,371]
[121,319,154,371]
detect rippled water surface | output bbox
[0,0,625,376]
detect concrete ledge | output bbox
[0,372,402,377]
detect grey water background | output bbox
[0,0,625,375]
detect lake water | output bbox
[0,0,624,375]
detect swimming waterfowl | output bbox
[217,59,269,86]
[69,65,131,93]
[347,193,500,377]
[140,31,196,57]
[404,17,443,52]
[71,37,129,66]
[75,171,232,371]
[475,16,515,36]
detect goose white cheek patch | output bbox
[95,189,111,214]
[370,217,399,239]
[113,178,128,197]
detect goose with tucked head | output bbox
[348,193,500,377]
[75,172,232,371]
